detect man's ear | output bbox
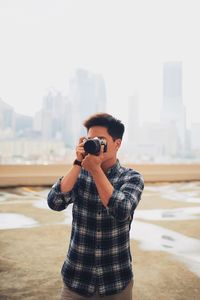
[115,139,122,150]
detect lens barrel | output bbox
[84,139,101,155]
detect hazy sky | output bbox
[0,0,199,126]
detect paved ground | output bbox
[0,182,200,299]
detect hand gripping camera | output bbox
[83,137,107,155]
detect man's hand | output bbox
[81,145,104,174]
[76,137,86,162]
[82,145,113,207]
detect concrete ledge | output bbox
[126,163,200,183]
[0,163,200,187]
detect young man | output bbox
[47,113,144,300]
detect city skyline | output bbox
[1,65,200,164]
[0,0,200,126]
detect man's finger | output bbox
[79,136,86,144]
[99,145,105,158]
[78,149,85,154]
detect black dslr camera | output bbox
[83,137,107,155]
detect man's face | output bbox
[87,126,121,162]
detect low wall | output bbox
[0,163,200,187]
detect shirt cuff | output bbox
[53,177,73,203]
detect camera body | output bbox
[83,137,107,155]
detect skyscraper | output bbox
[69,69,107,145]
[0,98,15,132]
[39,89,69,141]
[160,62,187,156]
[127,95,140,157]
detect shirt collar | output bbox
[106,159,121,176]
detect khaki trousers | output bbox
[60,280,133,300]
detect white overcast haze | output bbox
[0,0,200,127]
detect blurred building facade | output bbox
[69,69,107,146]
[160,62,187,157]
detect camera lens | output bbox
[84,139,101,154]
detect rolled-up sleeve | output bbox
[47,177,76,211]
[107,173,144,221]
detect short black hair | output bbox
[83,113,125,140]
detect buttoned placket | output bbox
[93,203,103,283]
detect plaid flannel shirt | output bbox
[47,160,144,297]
